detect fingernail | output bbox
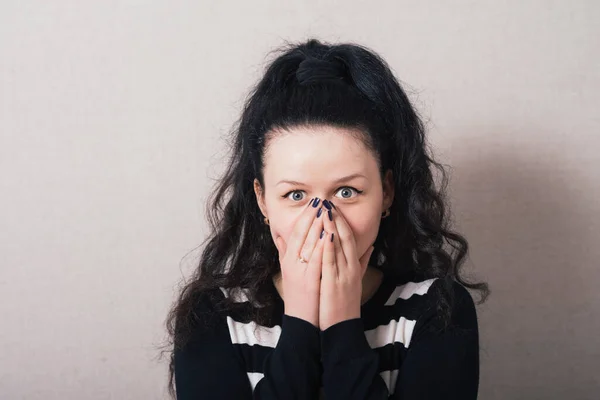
[322,200,332,210]
[308,198,314,207]
[327,210,333,221]
[329,201,336,210]
[320,229,324,239]
[331,233,334,242]
[312,198,321,208]
[317,207,323,218]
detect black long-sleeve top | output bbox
[174,274,480,399]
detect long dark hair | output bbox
[163,38,489,398]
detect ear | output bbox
[253,178,268,218]
[382,169,394,211]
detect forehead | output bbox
[263,125,378,181]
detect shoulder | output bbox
[184,286,274,338]
[378,276,477,345]
[429,278,477,324]
[411,278,478,341]
[387,276,475,315]
[175,287,228,343]
[187,286,251,319]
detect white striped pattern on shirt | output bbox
[220,278,438,394]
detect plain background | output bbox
[1,1,599,399]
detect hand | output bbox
[319,200,375,331]
[273,198,326,328]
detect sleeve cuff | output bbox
[320,318,373,365]
[278,314,321,359]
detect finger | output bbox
[322,228,337,280]
[322,201,346,267]
[274,236,286,259]
[329,203,358,266]
[331,230,346,276]
[299,208,325,261]
[359,245,375,272]
[286,197,323,258]
[308,223,326,278]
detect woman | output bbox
[165,38,489,399]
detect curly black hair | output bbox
[162,38,489,398]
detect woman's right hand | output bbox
[274,198,326,328]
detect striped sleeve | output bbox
[391,280,480,399]
[319,279,479,400]
[173,289,322,399]
[320,317,390,400]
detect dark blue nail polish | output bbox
[312,198,320,208]
[320,229,324,239]
[327,210,332,221]
[308,198,314,207]
[322,200,331,210]
[330,201,336,210]
[331,233,334,242]
[317,207,323,218]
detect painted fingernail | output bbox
[327,210,333,221]
[322,200,332,210]
[329,201,336,210]
[320,229,324,239]
[312,198,321,208]
[317,207,323,218]
[331,233,334,242]
[308,198,314,207]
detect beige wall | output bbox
[1,1,599,399]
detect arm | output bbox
[174,291,322,399]
[392,281,480,399]
[319,281,480,400]
[320,318,389,400]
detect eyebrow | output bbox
[276,173,368,186]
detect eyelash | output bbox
[282,187,364,201]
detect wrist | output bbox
[285,304,319,328]
[319,303,361,331]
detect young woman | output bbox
[165,38,489,399]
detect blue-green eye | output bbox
[335,187,363,199]
[284,190,305,202]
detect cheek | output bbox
[268,210,298,246]
[345,208,381,257]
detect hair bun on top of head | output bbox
[295,57,349,85]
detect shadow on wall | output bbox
[449,133,600,400]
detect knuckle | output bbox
[287,234,298,247]
[339,230,352,241]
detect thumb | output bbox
[274,236,287,257]
[359,245,375,271]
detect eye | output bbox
[283,190,306,202]
[334,187,363,199]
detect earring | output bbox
[264,217,270,225]
[381,209,390,219]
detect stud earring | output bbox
[381,209,390,219]
[264,217,270,225]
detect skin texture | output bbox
[254,124,394,329]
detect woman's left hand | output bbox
[319,200,375,331]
